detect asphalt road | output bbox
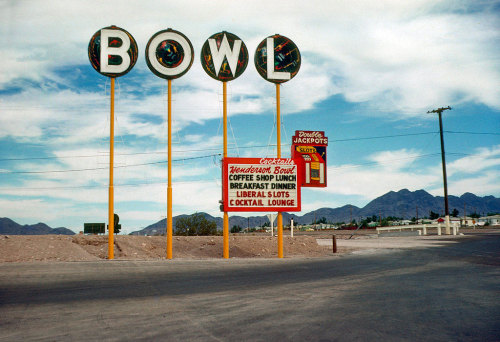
[0,233,499,342]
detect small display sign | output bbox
[84,223,105,234]
[222,158,301,212]
[291,131,328,187]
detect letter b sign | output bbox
[88,25,138,78]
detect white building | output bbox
[460,216,478,227]
[479,215,500,226]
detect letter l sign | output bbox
[266,37,290,81]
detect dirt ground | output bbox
[0,228,495,262]
[0,234,349,262]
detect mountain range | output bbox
[0,217,75,235]
[1,189,499,235]
[132,189,500,235]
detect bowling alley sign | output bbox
[222,158,302,212]
[88,25,330,213]
[222,131,328,212]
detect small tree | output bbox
[175,213,217,236]
[429,211,440,220]
[231,225,242,233]
[451,208,459,217]
[314,217,327,224]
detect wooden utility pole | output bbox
[464,202,466,226]
[427,106,452,234]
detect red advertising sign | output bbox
[292,130,328,145]
[222,158,301,212]
[291,130,328,187]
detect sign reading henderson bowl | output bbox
[222,157,301,212]
[200,31,248,81]
[88,25,138,78]
[254,34,301,83]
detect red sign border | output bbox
[222,157,302,212]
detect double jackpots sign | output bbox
[222,158,301,212]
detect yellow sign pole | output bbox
[223,81,229,259]
[276,83,283,258]
[167,79,173,259]
[108,77,115,260]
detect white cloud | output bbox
[446,171,500,197]
[369,149,421,170]
[448,145,500,175]
[2,0,499,118]
[326,163,439,199]
[323,146,500,199]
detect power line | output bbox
[445,130,500,136]
[329,153,442,171]
[0,132,441,162]
[0,130,495,164]
[0,148,493,192]
[0,153,220,174]
[329,131,438,142]
[0,145,274,162]
[0,152,445,191]
[0,178,214,191]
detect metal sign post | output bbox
[267,213,277,236]
[167,79,173,258]
[223,81,229,258]
[88,25,138,260]
[145,29,194,258]
[201,31,248,258]
[276,83,283,257]
[108,77,115,258]
[255,34,301,258]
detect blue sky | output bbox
[1,0,499,233]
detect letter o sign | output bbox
[88,25,138,78]
[145,29,194,80]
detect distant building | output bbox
[435,217,461,227]
[459,216,477,227]
[479,215,500,226]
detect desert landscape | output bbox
[0,234,348,262]
[2,229,496,262]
